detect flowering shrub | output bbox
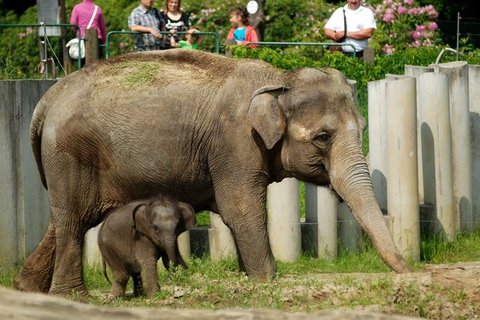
[370,0,442,54]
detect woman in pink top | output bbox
[70,0,107,57]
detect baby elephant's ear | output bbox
[178,202,196,230]
[247,85,289,150]
[132,203,148,233]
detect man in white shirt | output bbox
[324,0,376,57]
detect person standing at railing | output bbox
[226,6,259,48]
[128,0,164,51]
[70,0,107,58]
[160,0,191,48]
[324,0,376,58]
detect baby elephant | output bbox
[98,195,196,299]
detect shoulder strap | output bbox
[342,8,347,40]
[87,5,98,29]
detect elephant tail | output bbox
[101,255,112,285]
[29,98,49,189]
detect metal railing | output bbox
[105,30,221,58]
[243,41,358,57]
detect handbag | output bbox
[67,5,98,59]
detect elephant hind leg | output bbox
[48,207,88,297]
[13,221,56,293]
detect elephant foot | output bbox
[49,283,89,301]
[13,263,54,293]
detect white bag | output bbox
[67,5,98,60]
[66,38,85,59]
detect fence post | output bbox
[417,72,455,240]
[385,76,420,260]
[436,62,472,232]
[84,224,102,268]
[177,231,191,262]
[337,203,361,253]
[85,28,99,65]
[305,184,337,259]
[404,65,435,205]
[368,79,388,212]
[267,178,301,262]
[208,212,237,262]
[469,64,480,229]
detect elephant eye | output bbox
[313,132,331,145]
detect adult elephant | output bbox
[15,49,410,296]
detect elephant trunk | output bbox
[330,129,411,273]
[164,237,178,267]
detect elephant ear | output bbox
[177,202,196,231]
[247,85,289,150]
[132,203,149,236]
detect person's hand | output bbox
[170,28,176,35]
[334,31,346,41]
[150,28,161,39]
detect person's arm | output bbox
[324,28,337,41]
[130,24,161,38]
[98,11,107,43]
[346,28,375,40]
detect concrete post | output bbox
[208,212,237,262]
[404,65,435,204]
[84,224,102,268]
[267,178,301,262]
[367,79,388,211]
[177,231,191,262]
[468,65,480,229]
[437,62,472,232]
[417,72,455,240]
[337,203,361,253]
[386,76,420,260]
[305,184,337,259]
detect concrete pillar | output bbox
[177,231,191,262]
[386,76,420,260]
[84,224,102,268]
[267,178,301,262]
[417,72,455,240]
[437,62,472,232]
[337,203,361,253]
[367,79,388,211]
[468,65,480,229]
[208,212,237,262]
[404,65,435,204]
[305,184,337,259]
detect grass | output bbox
[2,231,480,318]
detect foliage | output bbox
[368,0,442,54]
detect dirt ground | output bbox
[2,262,480,319]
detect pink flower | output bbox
[427,22,438,31]
[416,25,426,32]
[411,30,423,40]
[408,8,419,15]
[397,6,407,14]
[404,0,413,5]
[382,13,395,23]
[385,8,394,15]
[383,44,395,54]
[383,0,392,6]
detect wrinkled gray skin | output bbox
[15,49,410,296]
[98,195,195,299]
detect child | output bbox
[170,26,203,49]
[226,6,259,47]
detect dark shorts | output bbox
[343,50,364,58]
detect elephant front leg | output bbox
[140,259,160,299]
[215,184,276,279]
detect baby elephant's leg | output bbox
[140,259,160,299]
[110,270,129,298]
[132,272,144,297]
